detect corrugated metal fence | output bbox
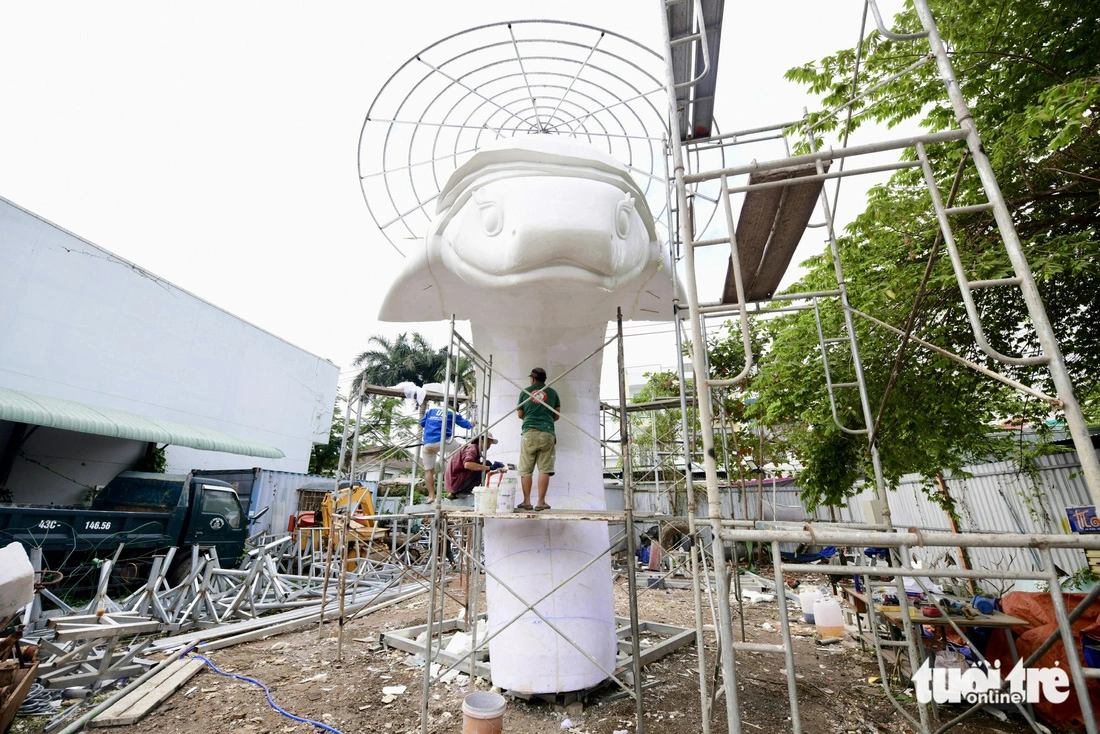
[614,450,1093,577]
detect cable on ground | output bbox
[189,654,345,734]
[17,683,61,715]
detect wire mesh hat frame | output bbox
[358,19,723,257]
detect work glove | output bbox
[488,461,505,471]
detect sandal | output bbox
[534,504,551,512]
[515,503,534,511]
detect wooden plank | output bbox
[0,662,38,734]
[92,658,191,723]
[721,162,827,304]
[90,658,205,727]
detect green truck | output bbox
[0,471,257,579]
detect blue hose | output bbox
[190,654,345,734]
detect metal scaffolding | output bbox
[349,3,1100,732]
[658,0,1100,732]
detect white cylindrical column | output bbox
[472,321,617,694]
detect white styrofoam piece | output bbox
[0,542,34,619]
[380,138,675,693]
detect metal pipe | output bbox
[780,562,1049,581]
[724,527,1100,550]
[812,298,867,436]
[696,289,843,313]
[709,177,754,387]
[655,3,742,731]
[868,0,928,40]
[772,541,803,733]
[618,309,646,734]
[686,120,803,144]
[1041,548,1098,733]
[731,641,786,654]
[846,305,1061,406]
[420,319,458,734]
[675,302,712,734]
[723,160,922,194]
[682,128,967,184]
[318,387,357,633]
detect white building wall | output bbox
[0,197,338,476]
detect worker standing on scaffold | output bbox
[421,398,474,502]
[515,367,560,512]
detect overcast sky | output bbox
[0,0,909,400]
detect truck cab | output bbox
[91,471,249,566]
[182,480,247,564]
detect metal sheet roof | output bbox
[667,0,725,141]
[0,387,285,459]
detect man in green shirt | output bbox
[515,367,561,511]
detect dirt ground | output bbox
[14,568,1050,734]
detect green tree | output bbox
[308,395,417,477]
[630,369,688,478]
[351,332,474,396]
[309,397,349,476]
[739,0,1099,508]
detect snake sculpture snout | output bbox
[380,137,672,328]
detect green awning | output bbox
[0,386,285,459]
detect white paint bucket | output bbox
[475,486,498,513]
[495,476,516,514]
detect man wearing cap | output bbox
[444,432,503,500]
[516,367,561,511]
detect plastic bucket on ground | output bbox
[813,597,845,639]
[798,587,823,623]
[462,691,506,734]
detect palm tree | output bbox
[351,332,473,395]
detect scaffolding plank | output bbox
[722,162,827,304]
[446,509,662,522]
[89,658,205,727]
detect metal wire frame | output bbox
[358,19,732,259]
[360,22,667,247]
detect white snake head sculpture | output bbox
[379,137,674,327]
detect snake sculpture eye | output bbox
[473,189,503,237]
[615,193,634,239]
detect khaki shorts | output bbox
[518,429,556,477]
[421,437,458,469]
